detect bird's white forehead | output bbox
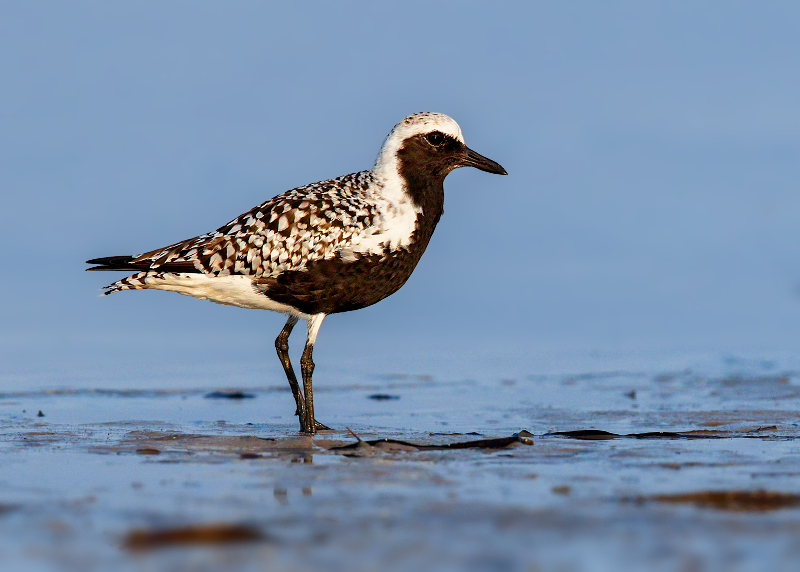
[386,112,464,144]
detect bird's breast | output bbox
[339,196,421,260]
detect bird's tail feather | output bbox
[100,272,154,295]
[86,255,138,272]
[87,255,199,273]
[87,254,202,298]
[87,256,173,295]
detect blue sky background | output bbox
[2,2,800,388]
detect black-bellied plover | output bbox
[87,112,507,434]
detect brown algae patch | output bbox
[328,431,534,456]
[135,448,161,455]
[113,431,316,457]
[123,523,265,551]
[548,425,790,440]
[638,490,800,512]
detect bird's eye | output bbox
[426,131,445,146]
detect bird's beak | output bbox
[461,147,508,175]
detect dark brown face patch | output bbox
[397,133,467,181]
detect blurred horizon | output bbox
[2,1,800,389]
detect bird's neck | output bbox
[372,157,445,246]
[375,144,445,205]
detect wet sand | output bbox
[2,354,800,571]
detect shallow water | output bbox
[2,345,800,572]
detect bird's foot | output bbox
[298,419,331,434]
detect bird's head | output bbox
[373,113,507,185]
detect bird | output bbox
[86,112,507,434]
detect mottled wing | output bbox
[127,171,380,279]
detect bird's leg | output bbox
[274,316,306,423]
[300,343,315,434]
[300,314,329,434]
